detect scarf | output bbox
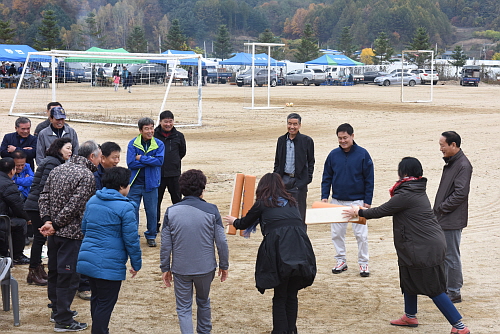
[389,176,421,197]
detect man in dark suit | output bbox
[273,113,315,222]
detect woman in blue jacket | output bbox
[77,167,142,334]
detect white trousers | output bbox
[330,198,369,265]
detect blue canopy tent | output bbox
[0,44,54,62]
[305,54,363,66]
[219,53,285,66]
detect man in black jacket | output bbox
[0,157,30,264]
[0,117,37,171]
[154,110,186,229]
[434,131,472,304]
[273,113,315,222]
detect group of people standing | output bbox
[0,107,473,333]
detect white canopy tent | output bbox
[9,50,204,127]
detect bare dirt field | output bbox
[1,81,499,333]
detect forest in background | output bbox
[1,0,500,59]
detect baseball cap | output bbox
[51,106,67,119]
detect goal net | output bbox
[401,49,435,103]
[9,50,204,127]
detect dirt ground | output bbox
[1,81,499,333]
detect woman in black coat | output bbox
[344,157,470,334]
[24,138,72,286]
[224,173,316,334]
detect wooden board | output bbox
[305,206,366,225]
[227,173,245,235]
[240,175,256,236]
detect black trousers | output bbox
[47,235,81,324]
[28,211,46,269]
[282,175,307,224]
[1,218,26,259]
[157,176,181,223]
[89,277,122,334]
[272,276,302,334]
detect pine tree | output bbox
[0,20,15,44]
[127,26,147,53]
[257,29,282,59]
[409,27,431,67]
[338,26,355,58]
[85,12,105,48]
[372,32,394,64]
[448,45,467,76]
[294,24,319,63]
[34,10,61,51]
[214,24,232,60]
[165,19,187,51]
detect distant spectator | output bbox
[1,116,37,170]
[7,63,17,76]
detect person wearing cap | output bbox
[34,102,63,136]
[36,107,79,165]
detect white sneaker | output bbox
[359,264,370,277]
[332,261,348,274]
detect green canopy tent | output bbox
[65,47,148,63]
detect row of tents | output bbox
[1,44,364,68]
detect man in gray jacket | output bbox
[36,107,79,165]
[160,169,229,334]
[434,131,472,304]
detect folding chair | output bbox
[0,215,20,326]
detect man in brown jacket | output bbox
[434,131,472,304]
[39,141,101,332]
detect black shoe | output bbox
[50,310,78,323]
[54,320,87,332]
[447,292,462,303]
[147,239,157,247]
[13,254,30,265]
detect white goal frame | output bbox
[9,50,203,127]
[401,49,434,103]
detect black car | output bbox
[362,71,387,84]
[127,64,167,84]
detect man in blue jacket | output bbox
[127,117,165,247]
[321,123,374,277]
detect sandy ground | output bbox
[0,81,499,333]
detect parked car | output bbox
[286,68,326,86]
[55,62,85,83]
[460,65,480,86]
[127,64,167,84]
[167,68,188,81]
[236,69,277,87]
[410,69,439,85]
[374,72,421,86]
[362,71,387,84]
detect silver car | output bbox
[374,72,421,86]
[236,69,277,87]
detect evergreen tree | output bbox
[448,45,467,76]
[0,20,15,44]
[34,10,61,51]
[372,32,394,64]
[295,24,319,63]
[257,28,282,59]
[409,27,431,67]
[127,26,147,53]
[85,12,104,48]
[165,19,187,51]
[338,26,355,58]
[214,24,232,60]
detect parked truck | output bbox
[207,68,232,84]
[460,65,480,86]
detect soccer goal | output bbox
[401,49,434,103]
[9,50,204,127]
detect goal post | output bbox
[9,50,203,127]
[401,49,434,103]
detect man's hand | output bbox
[363,203,371,209]
[162,271,172,287]
[39,222,55,236]
[218,269,228,282]
[24,147,33,150]
[321,199,328,203]
[7,145,17,153]
[129,268,139,278]
[135,154,141,161]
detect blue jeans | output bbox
[127,184,158,240]
[443,229,463,294]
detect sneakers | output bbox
[390,314,419,327]
[13,254,30,265]
[359,264,370,277]
[447,291,462,303]
[54,320,88,332]
[332,261,348,274]
[147,239,157,247]
[450,327,470,334]
[50,310,79,323]
[76,290,91,301]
